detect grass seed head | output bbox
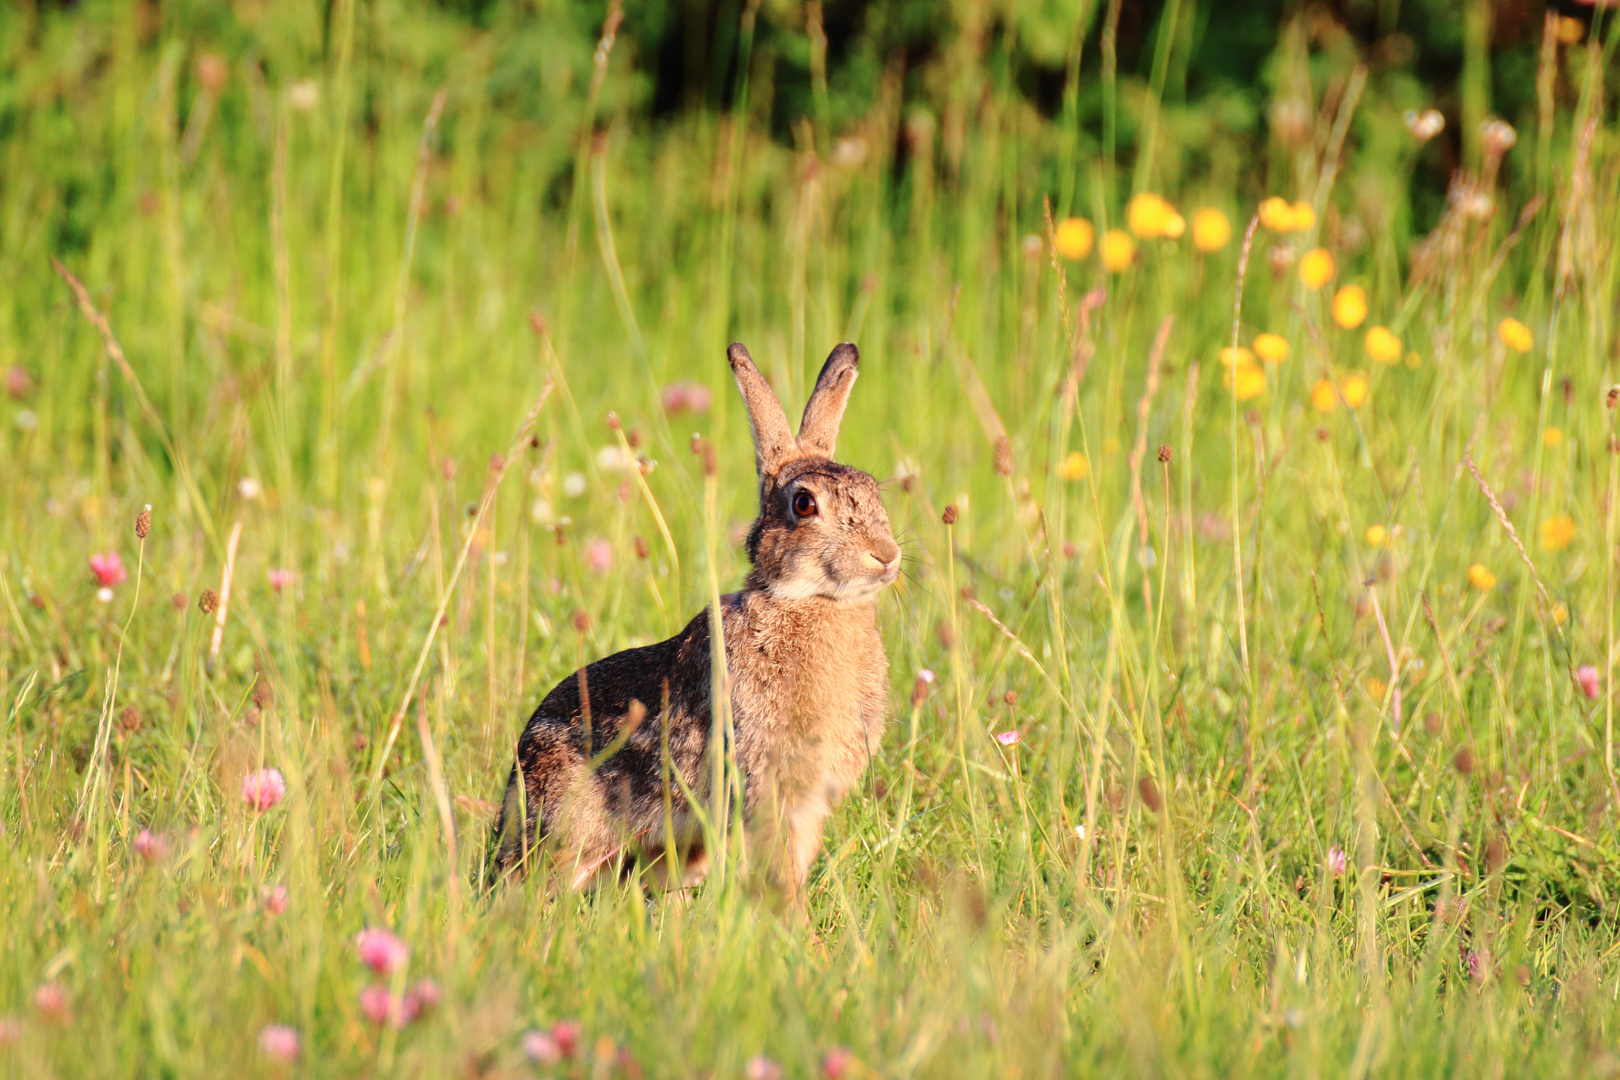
[134,504,151,539]
[198,588,220,614]
[942,504,959,526]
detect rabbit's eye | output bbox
[792,491,818,518]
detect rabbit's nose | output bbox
[870,537,901,567]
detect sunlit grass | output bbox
[2,2,1619,1077]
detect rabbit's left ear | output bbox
[796,343,859,458]
[728,342,797,480]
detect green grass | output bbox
[3,1,1620,1076]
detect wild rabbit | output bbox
[492,341,901,893]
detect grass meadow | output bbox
[3,0,1620,1075]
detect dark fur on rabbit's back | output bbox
[492,607,718,885]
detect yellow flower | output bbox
[1127,193,1184,239]
[1366,524,1387,546]
[1364,326,1402,364]
[1404,351,1422,369]
[1539,513,1576,552]
[1332,285,1368,329]
[1219,346,1256,368]
[1551,602,1568,625]
[1498,317,1533,353]
[1192,208,1231,252]
[1556,15,1583,44]
[1366,677,1388,700]
[1253,333,1290,364]
[1100,229,1135,272]
[1289,201,1317,231]
[1340,372,1369,408]
[1057,451,1090,481]
[1228,363,1266,401]
[1311,378,1339,412]
[1543,426,1564,448]
[1298,248,1335,289]
[1467,563,1496,591]
[1259,196,1295,231]
[1054,217,1095,260]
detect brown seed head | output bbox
[171,591,188,611]
[937,620,956,649]
[252,677,272,709]
[196,53,227,93]
[1485,833,1507,874]
[119,705,141,733]
[1003,691,1017,706]
[1137,776,1164,813]
[993,436,1014,478]
[702,442,716,477]
[627,429,643,450]
[633,536,650,559]
[134,505,152,540]
[942,505,959,526]
[910,674,932,709]
[1453,745,1474,775]
[572,609,591,633]
[606,411,621,431]
[1424,711,1442,735]
[1157,444,1172,464]
[1607,386,1619,410]
[489,453,505,475]
[199,589,220,615]
[1316,427,1331,442]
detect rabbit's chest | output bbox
[727,603,885,794]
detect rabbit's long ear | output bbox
[728,342,796,479]
[796,343,859,458]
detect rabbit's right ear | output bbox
[728,342,796,480]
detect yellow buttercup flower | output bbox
[1253,333,1290,364]
[1311,378,1339,413]
[1298,248,1335,289]
[1543,426,1564,448]
[1404,351,1421,369]
[1057,451,1090,481]
[1127,193,1184,239]
[1054,217,1095,260]
[1539,513,1576,552]
[1219,346,1256,368]
[1364,326,1402,364]
[1101,229,1135,272]
[1289,201,1316,231]
[1366,524,1387,546]
[1467,563,1496,591]
[1228,363,1266,401]
[1192,208,1231,252]
[1339,372,1369,408]
[1366,677,1388,701]
[1259,196,1295,231]
[1498,317,1533,353]
[1332,285,1368,329]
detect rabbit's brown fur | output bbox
[492,342,899,892]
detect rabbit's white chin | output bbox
[767,571,894,603]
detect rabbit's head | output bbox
[727,342,901,603]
